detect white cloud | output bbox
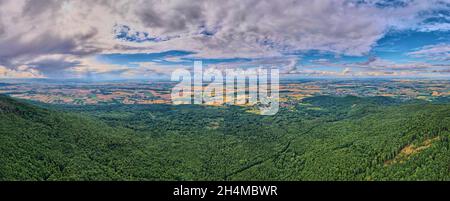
[407,44,450,61]
[69,57,129,75]
[0,65,44,78]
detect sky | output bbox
[0,0,449,80]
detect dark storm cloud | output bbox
[27,59,81,74]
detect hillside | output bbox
[0,95,141,180]
[0,95,449,181]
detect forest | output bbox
[0,94,449,181]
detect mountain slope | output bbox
[0,95,141,180]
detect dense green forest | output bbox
[0,94,449,181]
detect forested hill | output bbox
[0,95,142,180]
[0,95,449,181]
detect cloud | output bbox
[270,50,450,78]
[0,65,44,78]
[342,67,352,75]
[0,0,448,78]
[293,67,424,78]
[0,14,4,37]
[407,44,450,61]
[69,57,129,75]
[26,58,81,77]
[124,62,190,78]
[356,56,378,65]
[200,56,301,75]
[311,56,449,71]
